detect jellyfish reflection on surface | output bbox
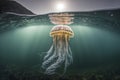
[42,13,74,75]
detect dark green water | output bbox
[0,9,120,79]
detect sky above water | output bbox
[15,0,120,14]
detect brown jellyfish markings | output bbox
[41,25,74,74]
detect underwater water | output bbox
[0,9,120,80]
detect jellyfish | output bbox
[42,25,74,75]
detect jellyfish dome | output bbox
[50,25,74,38]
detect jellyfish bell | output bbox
[50,25,74,38]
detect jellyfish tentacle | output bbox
[43,44,54,61]
[45,56,65,74]
[42,49,58,69]
[42,35,58,69]
[63,34,70,74]
[68,46,73,63]
[45,39,66,74]
[42,51,58,69]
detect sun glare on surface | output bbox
[56,2,65,12]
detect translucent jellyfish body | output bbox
[42,25,74,74]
